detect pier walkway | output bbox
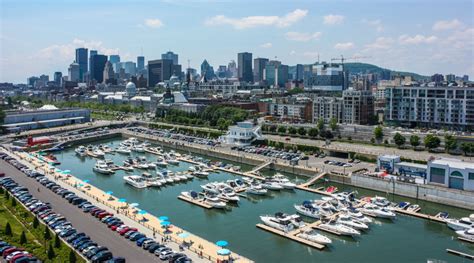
[248,160,273,174]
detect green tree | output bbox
[410,135,420,147]
[277,126,287,134]
[374,126,384,141]
[5,222,12,236]
[424,135,441,150]
[11,197,17,207]
[297,127,306,136]
[54,233,61,248]
[68,248,77,263]
[5,191,9,200]
[316,119,324,131]
[33,217,39,228]
[444,135,457,152]
[329,118,338,131]
[20,231,26,244]
[44,228,51,240]
[288,87,304,95]
[269,125,277,133]
[288,127,297,135]
[47,244,55,259]
[0,188,3,194]
[308,128,318,138]
[393,133,406,148]
[460,142,473,156]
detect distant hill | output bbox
[344,62,429,81]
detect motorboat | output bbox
[455,228,474,241]
[131,145,145,153]
[194,171,209,178]
[201,183,220,194]
[294,201,324,219]
[93,161,114,174]
[121,164,135,172]
[340,208,372,224]
[270,173,296,189]
[147,162,157,169]
[99,144,113,153]
[145,177,162,187]
[166,158,180,165]
[246,183,267,195]
[406,204,420,212]
[296,230,332,245]
[141,172,153,178]
[397,202,411,210]
[261,180,284,190]
[319,221,360,236]
[155,158,168,167]
[446,214,474,231]
[217,186,240,202]
[75,146,87,157]
[226,179,246,192]
[115,146,131,154]
[260,213,296,232]
[123,175,147,188]
[181,191,202,200]
[371,196,392,208]
[359,204,396,219]
[92,149,105,158]
[203,193,226,209]
[336,214,369,230]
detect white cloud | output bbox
[260,42,272,48]
[35,38,120,61]
[334,42,354,50]
[144,18,164,28]
[205,9,308,29]
[365,37,393,50]
[362,19,383,32]
[432,19,463,31]
[285,31,321,42]
[323,14,344,25]
[399,34,437,45]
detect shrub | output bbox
[47,244,55,259]
[20,231,26,244]
[5,222,12,236]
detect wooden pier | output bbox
[177,195,212,209]
[256,224,325,250]
[458,237,474,244]
[393,208,447,223]
[446,249,474,260]
[299,172,328,188]
[295,186,335,196]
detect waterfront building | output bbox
[312,96,343,123]
[161,51,178,65]
[238,52,253,82]
[427,158,474,191]
[148,59,173,87]
[75,48,88,81]
[221,121,263,146]
[253,58,268,82]
[342,89,374,125]
[90,54,107,83]
[304,62,348,92]
[384,86,474,130]
[377,155,401,173]
[68,62,80,82]
[269,96,312,122]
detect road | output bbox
[0,159,161,263]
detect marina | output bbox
[23,137,474,262]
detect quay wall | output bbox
[351,174,474,210]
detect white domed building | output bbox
[125,81,137,97]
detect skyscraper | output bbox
[227,60,237,78]
[253,57,268,82]
[53,72,62,86]
[148,59,173,87]
[137,56,145,71]
[200,60,215,80]
[90,54,107,83]
[124,61,137,76]
[75,48,88,81]
[68,62,80,82]
[295,64,304,81]
[103,61,115,84]
[109,55,120,64]
[238,52,253,82]
[161,51,178,65]
[89,50,98,73]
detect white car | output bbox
[158,250,175,260]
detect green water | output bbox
[54,138,474,263]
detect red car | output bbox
[98,212,113,219]
[110,224,122,231]
[9,252,30,263]
[120,227,137,236]
[2,247,21,258]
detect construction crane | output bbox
[330,55,371,65]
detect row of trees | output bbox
[262,121,336,139]
[391,132,474,155]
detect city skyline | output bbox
[1,0,473,83]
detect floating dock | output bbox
[295,186,335,196]
[393,208,447,223]
[446,249,474,260]
[256,224,325,250]
[177,195,212,209]
[458,237,474,244]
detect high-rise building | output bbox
[227,60,237,78]
[75,48,88,81]
[161,51,178,65]
[217,65,227,78]
[462,75,469,81]
[264,60,288,87]
[313,97,343,123]
[124,62,137,76]
[446,74,456,82]
[253,58,268,82]
[89,50,98,73]
[304,62,348,91]
[103,61,115,84]
[200,60,215,80]
[90,54,107,83]
[68,62,80,82]
[109,55,120,64]
[238,52,253,82]
[342,90,374,125]
[137,56,145,71]
[148,59,173,87]
[295,64,304,81]
[431,73,444,83]
[53,72,62,86]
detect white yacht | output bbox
[75,146,87,157]
[92,149,105,158]
[455,228,474,241]
[217,186,240,202]
[260,213,296,232]
[155,158,168,167]
[201,183,220,194]
[340,209,373,224]
[319,221,361,236]
[181,191,202,200]
[360,204,396,219]
[336,214,369,230]
[246,184,267,195]
[93,161,114,174]
[123,175,147,189]
[203,193,226,209]
[194,171,209,178]
[145,177,162,187]
[166,158,180,165]
[446,214,474,231]
[115,146,131,154]
[261,180,284,190]
[371,196,393,208]
[296,231,332,245]
[270,173,296,189]
[294,202,324,219]
[131,145,145,153]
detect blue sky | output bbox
[1,0,473,83]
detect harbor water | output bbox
[54,138,474,263]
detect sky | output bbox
[0,0,473,83]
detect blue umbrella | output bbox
[160,221,171,226]
[118,198,127,203]
[130,203,139,207]
[62,170,71,174]
[78,183,84,187]
[178,232,190,238]
[216,240,228,247]
[83,179,90,183]
[159,216,169,221]
[217,249,231,255]
[105,191,113,195]
[138,210,147,215]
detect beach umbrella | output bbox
[118,198,127,203]
[130,203,139,207]
[215,240,228,247]
[62,170,71,174]
[78,183,84,187]
[138,210,147,215]
[55,168,62,173]
[160,221,171,226]
[178,232,190,239]
[105,191,113,195]
[83,179,90,183]
[159,216,169,221]
[217,249,231,256]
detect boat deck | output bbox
[256,224,325,250]
[177,195,212,209]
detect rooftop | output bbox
[430,158,474,170]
